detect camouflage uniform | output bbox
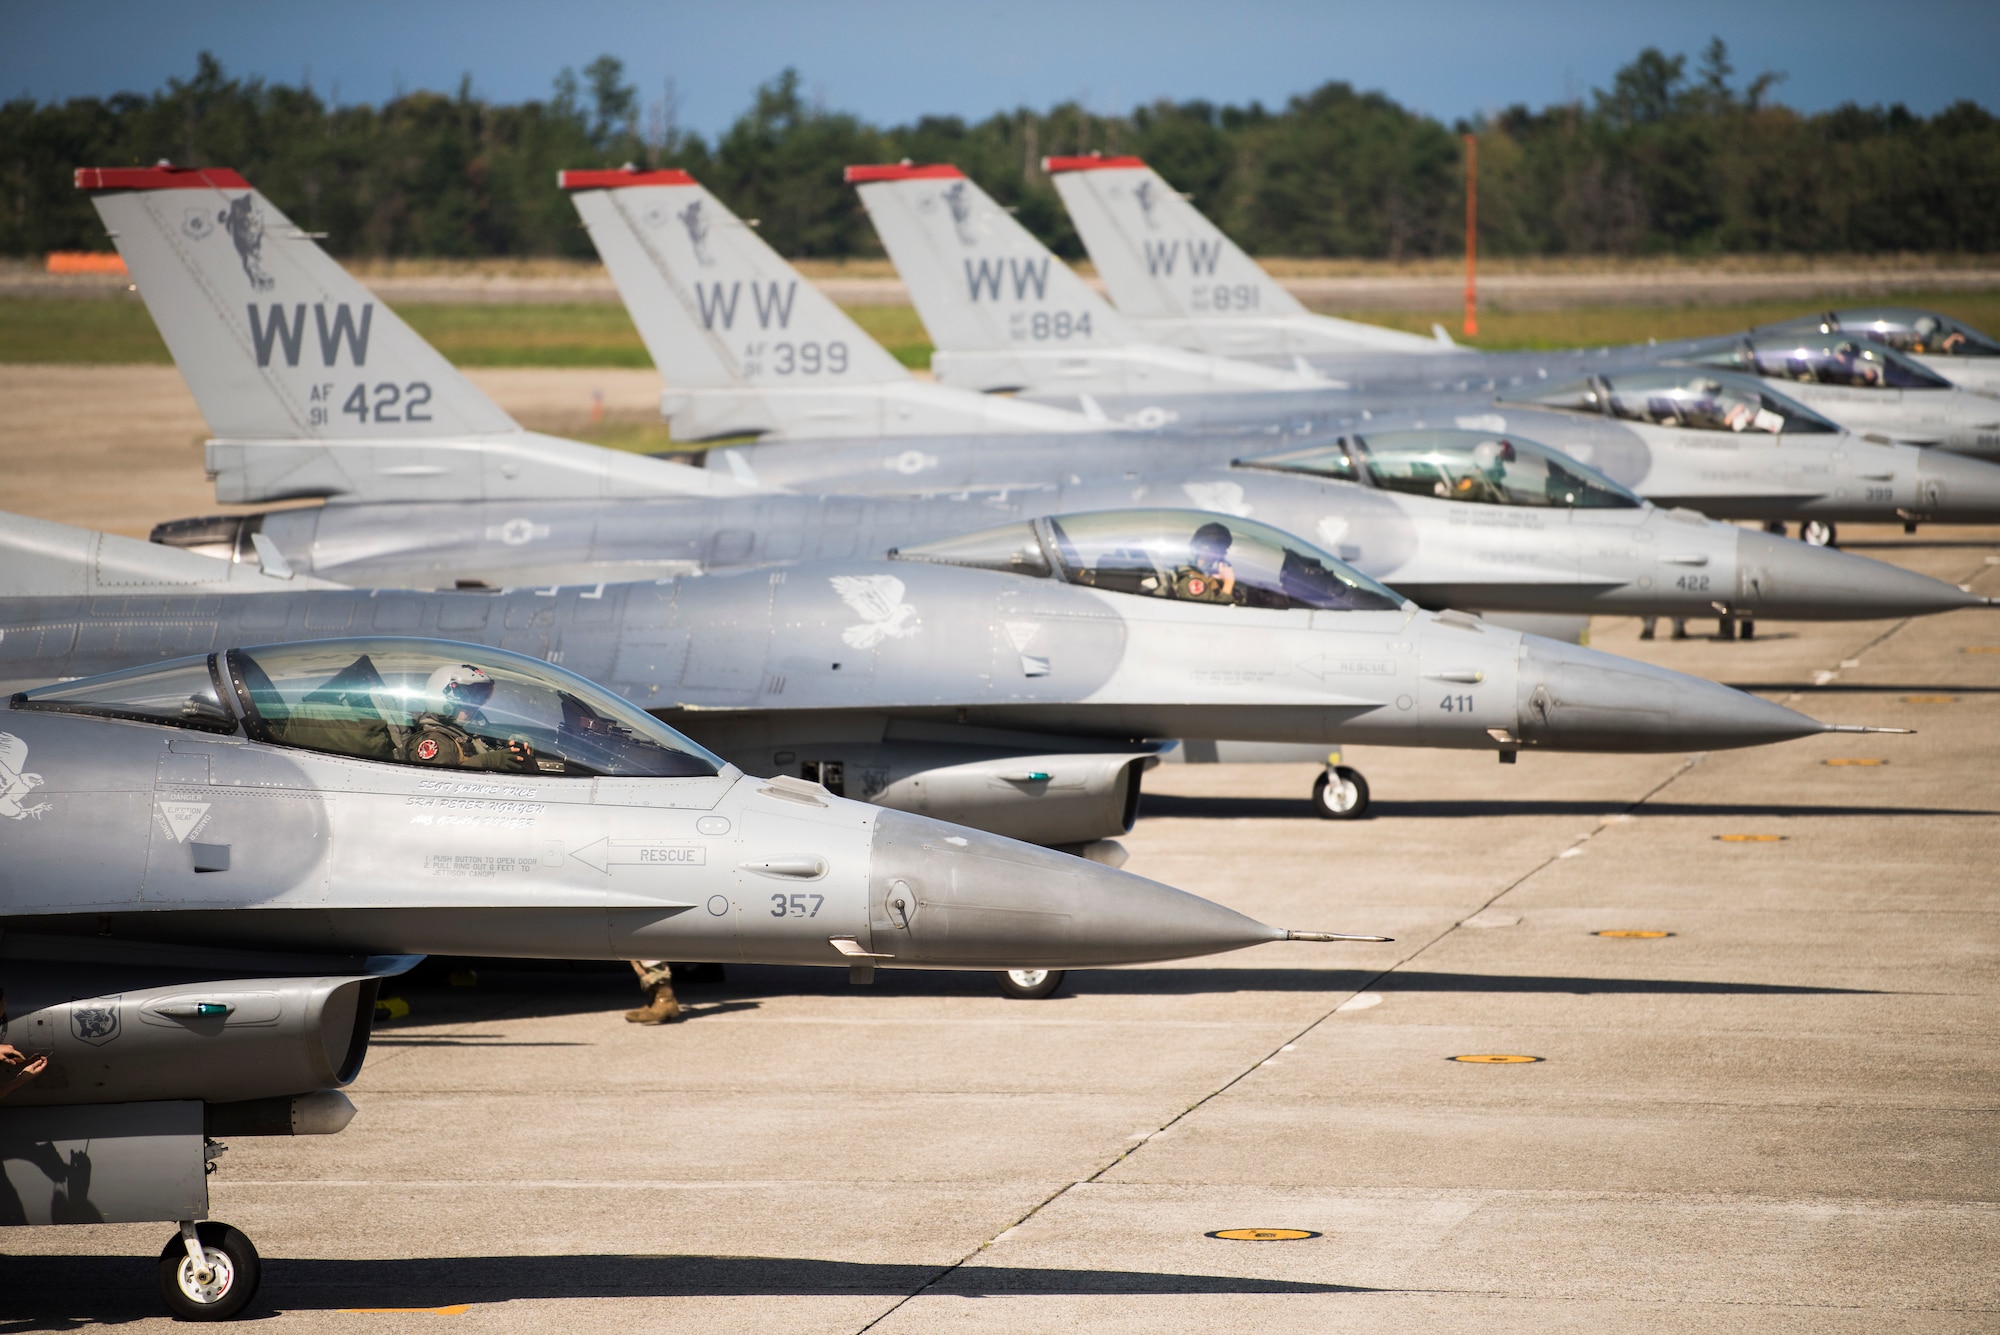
[407,714,533,772]
[1169,566,1236,604]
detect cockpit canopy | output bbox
[1680,335,1954,390]
[1237,428,1641,509]
[1758,307,2000,359]
[1506,368,1840,436]
[892,509,1407,613]
[11,638,724,778]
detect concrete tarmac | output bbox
[0,366,1995,1329]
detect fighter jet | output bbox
[0,636,1364,1318]
[71,165,760,512]
[1044,153,1451,359]
[1046,155,2000,410]
[1749,307,2000,396]
[845,162,1329,399]
[98,166,1982,637]
[150,426,1989,637]
[1672,333,2000,457]
[4,508,1886,825]
[858,159,2000,471]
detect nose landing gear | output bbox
[995,968,1067,999]
[1312,765,1371,820]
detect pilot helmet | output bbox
[1190,521,1234,564]
[426,663,495,710]
[1472,438,1516,469]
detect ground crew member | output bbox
[409,663,537,771]
[625,959,682,1024]
[1171,521,1239,603]
[0,1044,46,1102]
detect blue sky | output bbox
[5,0,1995,133]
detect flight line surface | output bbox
[5,524,1994,1331]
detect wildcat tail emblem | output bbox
[832,574,921,649]
[941,181,976,245]
[679,199,714,266]
[0,733,51,820]
[218,193,275,291]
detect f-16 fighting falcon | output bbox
[1748,307,2000,396]
[0,637,1361,1319]
[1046,155,2000,407]
[862,159,2000,466]
[1671,332,2000,458]
[4,508,1890,826]
[96,166,1981,642]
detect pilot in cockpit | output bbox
[1170,522,1240,604]
[409,663,537,771]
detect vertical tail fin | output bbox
[79,165,519,441]
[564,166,1092,439]
[846,163,1139,355]
[1044,156,1305,321]
[562,167,910,390]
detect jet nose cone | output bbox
[1734,526,1982,619]
[1918,448,2000,518]
[866,810,1283,969]
[1515,635,1825,751]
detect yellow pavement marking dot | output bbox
[1593,930,1673,939]
[1961,646,2000,654]
[1715,834,1786,842]
[1823,758,1887,766]
[340,1306,469,1315]
[1207,1228,1321,1242]
[1448,1054,1544,1063]
[1901,695,1958,704]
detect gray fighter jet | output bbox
[1047,155,2000,408]
[572,163,2000,541]
[153,426,1987,634]
[5,508,1887,825]
[1673,333,2000,457]
[1750,307,2000,396]
[855,160,2000,465]
[544,168,1991,602]
[0,636,1360,1318]
[96,167,1979,643]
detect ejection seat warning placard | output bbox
[425,854,540,878]
[569,839,707,873]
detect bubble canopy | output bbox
[1505,368,1840,436]
[1238,429,1642,509]
[12,638,725,778]
[1760,307,2000,359]
[1681,334,1954,390]
[893,509,1408,612]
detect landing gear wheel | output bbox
[1312,766,1370,820]
[1763,521,1788,536]
[995,968,1066,1000]
[158,1221,260,1321]
[1801,520,1837,547]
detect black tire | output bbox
[1801,520,1837,547]
[994,968,1067,999]
[158,1222,260,1321]
[1312,766,1370,820]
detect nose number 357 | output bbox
[772,893,825,918]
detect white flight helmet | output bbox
[426,662,494,710]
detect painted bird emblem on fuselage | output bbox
[832,575,920,648]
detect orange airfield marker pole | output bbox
[1462,133,1479,338]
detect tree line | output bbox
[3,42,1995,262]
